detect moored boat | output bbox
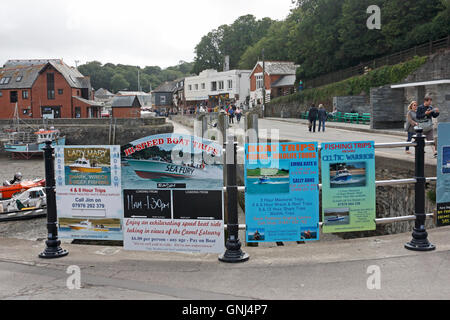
[4,128,65,159]
[0,178,45,200]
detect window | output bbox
[160,96,166,104]
[211,81,217,91]
[58,89,64,95]
[201,83,205,90]
[0,77,11,85]
[47,73,55,100]
[256,74,264,89]
[75,107,81,118]
[195,84,199,90]
[16,76,22,82]
[10,91,18,103]
[218,81,224,90]
[228,80,233,89]
[22,90,29,99]
[188,85,192,91]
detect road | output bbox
[0,226,449,300]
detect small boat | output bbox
[69,157,102,173]
[0,178,45,200]
[69,220,109,232]
[4,128,65,159]
[126,157,207,179]
[331,168,352,182]
[327,216,346,222]
[258,176,270,184]
[0,187,46,214]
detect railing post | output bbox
[39,141,68,259]
[219,134,249,263]
[405,127,436,251]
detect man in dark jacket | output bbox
[318,104,327,132]
[308,104,319,132]
[416,95,439,157]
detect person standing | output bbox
[318,104,327,132]
[235,107,242,124]
[228,105,235,124]
[308,104,318,132]
[416,95,440,157]
[405,101,418,154]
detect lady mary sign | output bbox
[55,146,122,240]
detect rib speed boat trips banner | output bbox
[55,146,123,240]
[245,142,320,242]
[321,141,376,233]
[121,134,225,253]
[437,123,450,227]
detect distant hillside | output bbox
[78,60,195,93]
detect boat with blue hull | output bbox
[4,129,65,159]
[330,168,352,182]
[126,158,207,179]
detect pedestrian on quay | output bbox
[235,107,242,124]
[416,95,440,157]
[228,105,235,124]
[404,101,418,154]
[308,103,318,132]
[318,104,327,132]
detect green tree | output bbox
[110,74,129,93]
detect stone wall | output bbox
[333,96,370,113]
[370,86,405,129]
[264,101,306,118]
[0,117,173,151]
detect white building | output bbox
[184,69,251,107]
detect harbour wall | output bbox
[0,117,174,152]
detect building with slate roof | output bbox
[152,81,177,113]
[249,61,299,107]
[111,95,141,118]
[0,59,99,119]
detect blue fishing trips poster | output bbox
[55,146,123,240]
[121,134,225,253]
[245,142,319,242]
[321,141,376,233]
[437,123,450,226]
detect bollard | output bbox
[39,141,69,259]
[405,127,436,251]
[219,134,249,263]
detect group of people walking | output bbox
[307,104,328,132]
[405,95,440,157]
[226,105,242,124]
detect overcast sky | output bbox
[0,0,294,69]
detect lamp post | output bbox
[39,141,68,259]
[405,127,436,251]
[219,134,249,263]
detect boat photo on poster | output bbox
[121,133,223,191]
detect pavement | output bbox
[0,118,446,300]
[0,226,448,300]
